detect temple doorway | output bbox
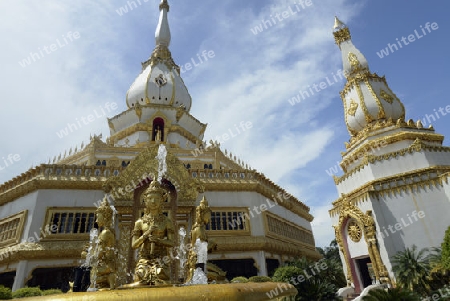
[356,257,372,288]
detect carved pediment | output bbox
[103,145,203,204]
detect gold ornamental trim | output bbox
[340,71,384,98]
[0,210,27,248]
[336,138,450,184]
[330,166,450,217]
[341,131,444,165]
[192,170,312,222]
[263,212,315,246]
[344,120,437,151]
[364,79,386,119]
[0,164,313,223]
[0,241,87,264]
[0,164,111,206]
[212,236,320,260]
[380,89,394,104]
[103,145,203,203]
[108,118,206,147]
[340,71,407,138]
[356,84,372,123]
[333,27,351,46]
[0,236,321,266]
[333,198,391,285]
[347,220,362,242]
[347,99,358,117]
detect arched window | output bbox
[96,160,101,166]
[102,160,106,166]
[152,117,165,142]
[204,164,208,169]
[208,164,213,169]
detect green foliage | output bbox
[41,289,63,296]
[427,287,450,301]
[391,245,430,295]
[248,276,272,282]
[272,256,341,301]
[0,286,12,300]
[11,287,42,299]
[427,247,450,291]
[317,239,340,261]
[442,226,450,271]
[270,240,347,300]
[230,276,249,283]
[361,287,420,301]
[272,265,304,283]
[295,277,339,301]
[316,240,347,288]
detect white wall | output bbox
[199,191,312,237]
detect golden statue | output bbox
[185,196,226,283]
[190,196,211,246]
[186,196,210,283]
[131,180,175,285]
[93,197,117,290]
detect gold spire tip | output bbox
[334,16,346,30]
[159,0,169,11]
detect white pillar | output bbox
[12,260,28,292]
[256,251,267,276]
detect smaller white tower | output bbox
[330,17,450,295]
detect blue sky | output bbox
[0,0,449,247]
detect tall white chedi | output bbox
[329,17,450,297]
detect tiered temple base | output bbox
[27,283,297,301]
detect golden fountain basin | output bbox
[24,282,296,301]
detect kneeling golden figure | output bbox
[131,181,175,285]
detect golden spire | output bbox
[333,16,351,47]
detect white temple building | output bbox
[0,0,320,292]
[329,17,450,296]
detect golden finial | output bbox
[333,16,351,47]
[333,16,346,30]
[159,0,169,11]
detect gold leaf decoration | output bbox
[347,99,358,116]
[380,89,394,104]
[347,220,362,242]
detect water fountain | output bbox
[85,228,98,291]
[31,144,297,300]
[175,227,187,283]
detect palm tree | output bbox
[296,278,340,301]
[391,245,430,295]
[427,247,445,278]
[427,247,450,290]
[362,287,420,301]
